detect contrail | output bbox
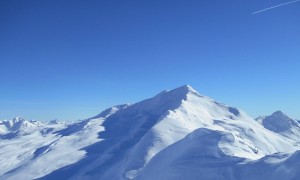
[252,0,300,14]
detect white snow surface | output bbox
[0,85,299,180]
[256,111,300,141]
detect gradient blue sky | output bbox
[1,0,299,121]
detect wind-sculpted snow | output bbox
[136,128,244,180]
[137,128,300,180]
[0,85,300,180]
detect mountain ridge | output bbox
[0,85,299,180]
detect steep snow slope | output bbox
[41,86,192,180]
[0,85,300,180]
[116,86,299,180]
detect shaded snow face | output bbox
[262,111,299,133]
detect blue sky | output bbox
[0,0,299,121]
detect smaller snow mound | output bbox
[136,128,242,180]
[137,127,300,180]
[261,111,299,133]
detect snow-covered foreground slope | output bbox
[137,128,300,180]
[0,85,299,180]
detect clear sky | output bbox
[1,0,299,121]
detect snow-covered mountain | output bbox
[0,85,299,180]
[256,111,300,141]
[0,117,40,133]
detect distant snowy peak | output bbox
[47,119,62,125]
[257,111,300,133]
[0,117,39,133]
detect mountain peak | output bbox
[260,111,298,133]
[12,116,25,122]
[0,117,38,132]
[165,85,200,97]
[175,84,196,92]
[272,111,287,117]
